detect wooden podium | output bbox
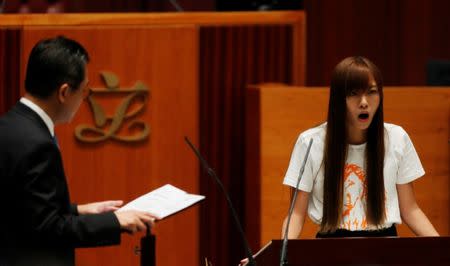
[255,237,450,265]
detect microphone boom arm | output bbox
[184,137,257,266]
[280,138,314,266]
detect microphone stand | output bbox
[140,226,156,266]
[168,0,183,12]
[280,138,313,266]
[184,137,257,266]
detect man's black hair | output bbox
[25,36,90,98]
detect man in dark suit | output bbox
[0,36,158,266]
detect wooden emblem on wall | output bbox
[75,71,150,143]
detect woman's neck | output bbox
[346,126,368,145]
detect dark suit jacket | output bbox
[0,102,121,266]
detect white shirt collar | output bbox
[20,97,55,137]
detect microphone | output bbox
[184,136,257,266]
[280,138,313,266]
[168,0,184,12]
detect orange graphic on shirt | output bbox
[342,163,368,229]
[361,217,367,228]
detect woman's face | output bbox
[345,74,380,134]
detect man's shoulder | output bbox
[0,106,50,146]
[0,108,24,137]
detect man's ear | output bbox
[57,83,71,103]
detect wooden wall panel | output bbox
[384,89,450,237]
[0,28,21,115]
[246,85,450,248]
[20,26,199,266]
[0,12,305,27]
[305,0,450,86]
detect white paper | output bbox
[119,184,204,219]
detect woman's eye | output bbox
[369,88,378,94]
[350,90,358,96]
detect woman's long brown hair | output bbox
[321,56,385,232]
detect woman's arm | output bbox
[281,189,310,239]
[397,182,439,236]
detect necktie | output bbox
[52,135,59,148]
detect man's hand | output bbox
[114,210,160,234]
[77,200,124,215]
[239,258,249,266]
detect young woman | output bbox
[282,56,439,238]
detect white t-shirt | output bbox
[283,123,425,231]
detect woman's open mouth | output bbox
[358,113,369,122]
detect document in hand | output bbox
[119,184,205,219]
